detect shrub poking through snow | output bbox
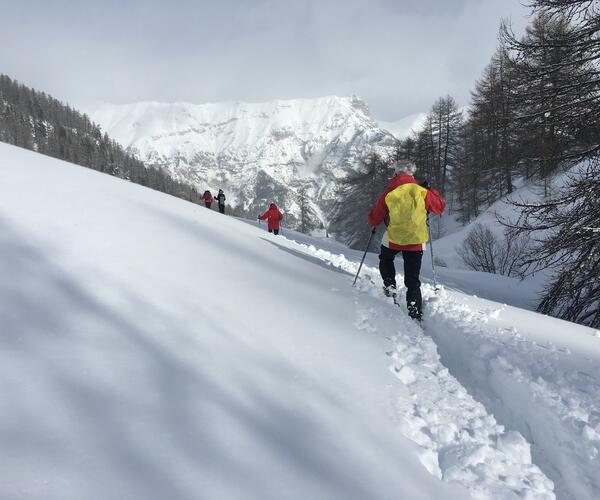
[458,223,528,277]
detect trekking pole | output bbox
[426,215,440,293]
[353,227,377,287]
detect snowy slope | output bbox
[0,143,457,500]
[281,232,600,500]
[2,143,599,499]
[89,96,398,227]
[435,173,577,268]
[431,173,578,311]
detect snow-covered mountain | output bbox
[89,96,398,227]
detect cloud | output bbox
[0,0,530,120]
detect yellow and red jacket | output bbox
[368,173,445,251]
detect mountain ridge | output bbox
[88,95,399,230]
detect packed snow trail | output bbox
[286,237,600,500]
[354,296,552,499]
[277,242,553,498]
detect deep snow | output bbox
[1,143,599,499]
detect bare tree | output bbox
[458,223,528,277]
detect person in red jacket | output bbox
[368,160,445,321]
[258,203,283,235]
[202,190,214,209]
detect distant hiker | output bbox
[258,203,283,235]
[202,190,214,209]
[216,189,226,214]
[367,160,445,321]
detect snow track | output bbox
[289,238,600,500]
[424,289,600,500]
[290,243,555,499]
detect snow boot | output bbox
[407,301,422,322]
[383,285,397,298]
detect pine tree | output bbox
[504,12,595,187]
[297,185,317,234]
[0,74,198,205]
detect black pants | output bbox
[379,245,423,313]
[218,204,225,214]
[268,228,279,235]
[204,202,212,209]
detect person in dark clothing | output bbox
[378,246,424,318]
[258,203,283,235]
[216,189,226,214]
[202,190,214,209]
[367,161,446,321]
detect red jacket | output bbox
[202,192,214,203]
[368,173,446,251]
[259,204,283,230]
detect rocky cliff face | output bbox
[90,95,398,230]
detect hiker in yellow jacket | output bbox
[368,161,446,321]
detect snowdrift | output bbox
[1,143,598,499]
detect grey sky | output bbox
[1,0,530,120]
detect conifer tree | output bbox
[330,153,395,249]
[0,74,198,204]
[500,3,600,327]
